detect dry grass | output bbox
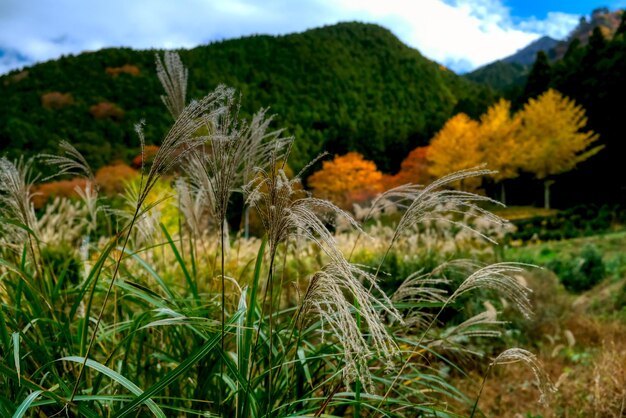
[454,268,626,417]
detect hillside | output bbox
[0,22,495,174]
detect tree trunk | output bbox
[244,205,250,239]
[500,182,506,205]
[544,180,554,210]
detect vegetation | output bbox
[467,9,626,207]
[0,22,495,175]
[0,51,555,417]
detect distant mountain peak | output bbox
[502,36,559,66]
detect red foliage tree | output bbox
[90,102,124,121]
[33,178,87,208]
[105,64,141,77]
[383,146,432,190]
[41,92,74,109]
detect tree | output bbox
[427,113,482,191]
[476,99,523,203]
[383,146,432,190]
[308,152,383,210]
[617,10,626,37]
[517,89,602,209]
[522,51,551,102]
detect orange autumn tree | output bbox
[427,113,482,191]
[517,89,602,209]
[308,152,383,210]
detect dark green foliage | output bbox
[510,204,619,242]
[547,25,626,206]
[464,61,529,92]
[521,51,551,102]
[0,22,495,174]
[40,244,82,287]
[617,11,626,36]
[547,245,606,292]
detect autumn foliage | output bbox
[89,101,124,121]
[105,64,141,77]
[383,146,433,189]
[95,163,139,195]
[41,92,74,110]
[33,178,87,208]
[308,152,383,210]
[516,89,601,181]
[132,145,160,168]
[427,113,483,191]
[425,91,600,204]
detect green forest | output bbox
[0,22,494,175]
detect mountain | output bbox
[466,8,624,94]
[552,7,624,59]
[0,22,495,174]
[503,36,559,66]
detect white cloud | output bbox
[517,12,581,40]
[0,0,581,75]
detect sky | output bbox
[0,0,623,75]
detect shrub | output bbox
[548,245,606,292]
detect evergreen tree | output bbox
[522,51,551,102]
[616,10,626,37]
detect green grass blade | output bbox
[12,390,42,418]
[59,356,166,418]
[11,333,20,386]
[237,286,248,378]
[114,309,244,418]
[242,238,266,371]
[114,278,170,310]
[120,247,177,301]
[238,238,265,417]
[0,305,9,354]
[160,223,198,301]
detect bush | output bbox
[548,245,606,292]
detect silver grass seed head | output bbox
[301,260,402,392]
[139,85,234,210]
[378,168,507,246]
[451,262,534,319]
[246,149,362,260]
[156,51,188,119]
[0,157,40,240]
[491,348,557,405]
[39,140,95,183]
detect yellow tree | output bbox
[477,99,523,203]
[517,89,602,209]
[427,113,482,191]
[308,152,383,210]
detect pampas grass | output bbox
[0,51,554,418]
